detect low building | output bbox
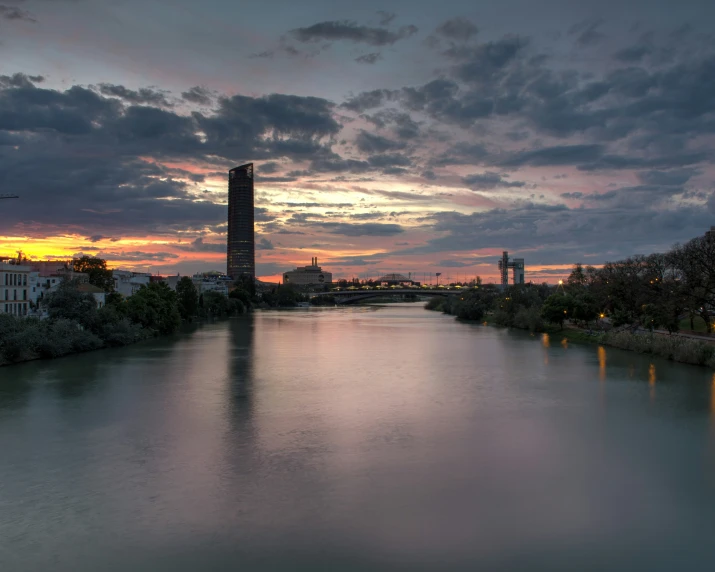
[192,272,232,296]
[77,283,106,308]
[27,260,72,277]
[113,270,151,297]
[0,261,31,316]
[283,258,332,287]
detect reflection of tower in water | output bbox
[228,315,256,436]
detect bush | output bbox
[514,306,544,332]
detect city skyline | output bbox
[1,1,715,283]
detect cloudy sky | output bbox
[1,0,714,282]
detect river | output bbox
[1,303,715,571]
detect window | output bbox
[14,289,17,301]
[23,290,27,300]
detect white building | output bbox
[192,273,232,296]
[283,258,332,287]
[0,262,31,316]
[77,283,106,308]
[113,270,151,297]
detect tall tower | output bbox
[227,163,255,280]
[497,251,526,286]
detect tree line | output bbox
[0,261,249,365]
[430,231,715,335]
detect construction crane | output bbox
[0,194,19,200]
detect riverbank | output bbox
[455,311,715,370]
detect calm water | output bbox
[2,304,715,571]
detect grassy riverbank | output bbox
[448,308,715,370]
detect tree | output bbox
[541,294,574,329]
[572,292,599,327]
[125,282,181,335]
[233,274,255,297]
[567,263,587,291]
[72,256,114,292]
[45,279,98,327]
[229,286,252,308]
[670,236,715,333]
[176,277,199,321]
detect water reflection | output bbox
[649,363,657,402]
[227,315,256,433]
[541,333,550,348]
[2,306,715,571]
[542,333,550,365]
[598,346,607,382]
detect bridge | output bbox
[310,288,462,305]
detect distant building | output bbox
[192,272,232,296]
[227,163,255,280]
[27,260,72,277]
[283,258,332,287]
[498,251,525,286]
[77,283,106,308]
[375,273,418,286]
[0,261,31,316]
[113,270,151,297]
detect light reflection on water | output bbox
[1,304,715,571]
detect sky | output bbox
[1,0,715,283]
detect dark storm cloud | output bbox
[462,172,526,190]
[355,52,382,64]
[178,237,226,253]
[312,222,404,237]
[181,86,214,106]
[0,4,36,22]
[96,250,180,262]
[197,93,340,155]
[613,44,653,63]
[0,73,44,88]
[397,199,714,264]
[434,17,479,42]
[637,169,698,186]
[340,89,395,112]
[259,161,280,174]
[254,207,277,223]
[362,109,420,139]
[289,20,417,47]
[367,153,411,168]
[97,84,173,107]
[376,11,396,26]
[431,142,488,166]
[501,145,605,167]
[446,35,528,84]
[354,130,406,154]
[569,18,606,47]
[256,238,275,250]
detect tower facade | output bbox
[227,163,255,280]
[497,251,526,286]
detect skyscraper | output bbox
[227,163,255,280]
